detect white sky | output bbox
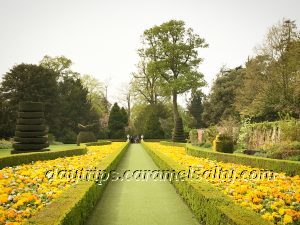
[0,0,299,107]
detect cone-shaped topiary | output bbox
[172,117,185,142]
[12,101,49,154]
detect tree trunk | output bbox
[172,90,185,142]
[172,90,180,121]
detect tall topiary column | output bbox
[172,117,185,142]
[11,101,49,154]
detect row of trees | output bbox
[128,18,299,140]
[0,56,109,142]
[1,19,297,142]
[203,19,300,126]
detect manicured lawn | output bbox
[0,144,79,158]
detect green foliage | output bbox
[57,76,99,141]
[120,107,129,126]
[172,117,185,142]
[80,74,109,117]
[237,117,252,149]
[213,134,234,153]
[60,128,77,144]
[139,20,207,141]
[279,118,300,142]
[108,103,126,139]
[83,140,111,146]
[13,101,49,153]
[202,67,243,126]
[186,144,300,176]
[235,20,300,120]
[187,90,204,128]
[0,64,59,138]
[0,56,100,141]
[189,129,198,144]
[131,103,171,138]
[0,148,86,170]
[144,109,164,139]
[76,131,97,145]
[0,139,12,149]
[205,125,218,144]
[159,141,187,147]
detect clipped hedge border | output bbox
[142,142,272,225]
[160,141,187,147]
[0,148,87,170]
[186,144,300,176]
[25,142,130,225]
[83,140,112,146]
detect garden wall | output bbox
[240,119,300,150]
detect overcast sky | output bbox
[0,0,299,106]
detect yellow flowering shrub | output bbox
[0,142,124,225]
[145,142,300,225]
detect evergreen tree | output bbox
[187,90,204,128]
[0,64,59,138]
[144,108,164,139]
[108,103,126,138]
[120,107,129,126]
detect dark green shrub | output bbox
[16,124,46,131]
[14,137,48,144]
[13,101,49,153]
[203,143,212,148]
[18,112,44,118]
[172,117,185,142]
[12,143,49,151]
[108,103,126,139]
[84,140,111,146]
[19,101,44,112]
[213,134,234,153]
[60,129,77,144]
[15,131,47,137]
[17,118,45,125]
[77,131,97,145]
[144,109,164,139]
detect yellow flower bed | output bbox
[0,142,124,225]
[145,142,300,225]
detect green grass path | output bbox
[86,144,199,225]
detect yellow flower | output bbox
[283,214,293,224]
[262,212,273,222]
[279,207,285,215]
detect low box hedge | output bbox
[0,148,87,169]
[84,140,112,146]
[160,141,187,147]
[186,144,300,176]
[142,142,272,225]
[25,142,130,225]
